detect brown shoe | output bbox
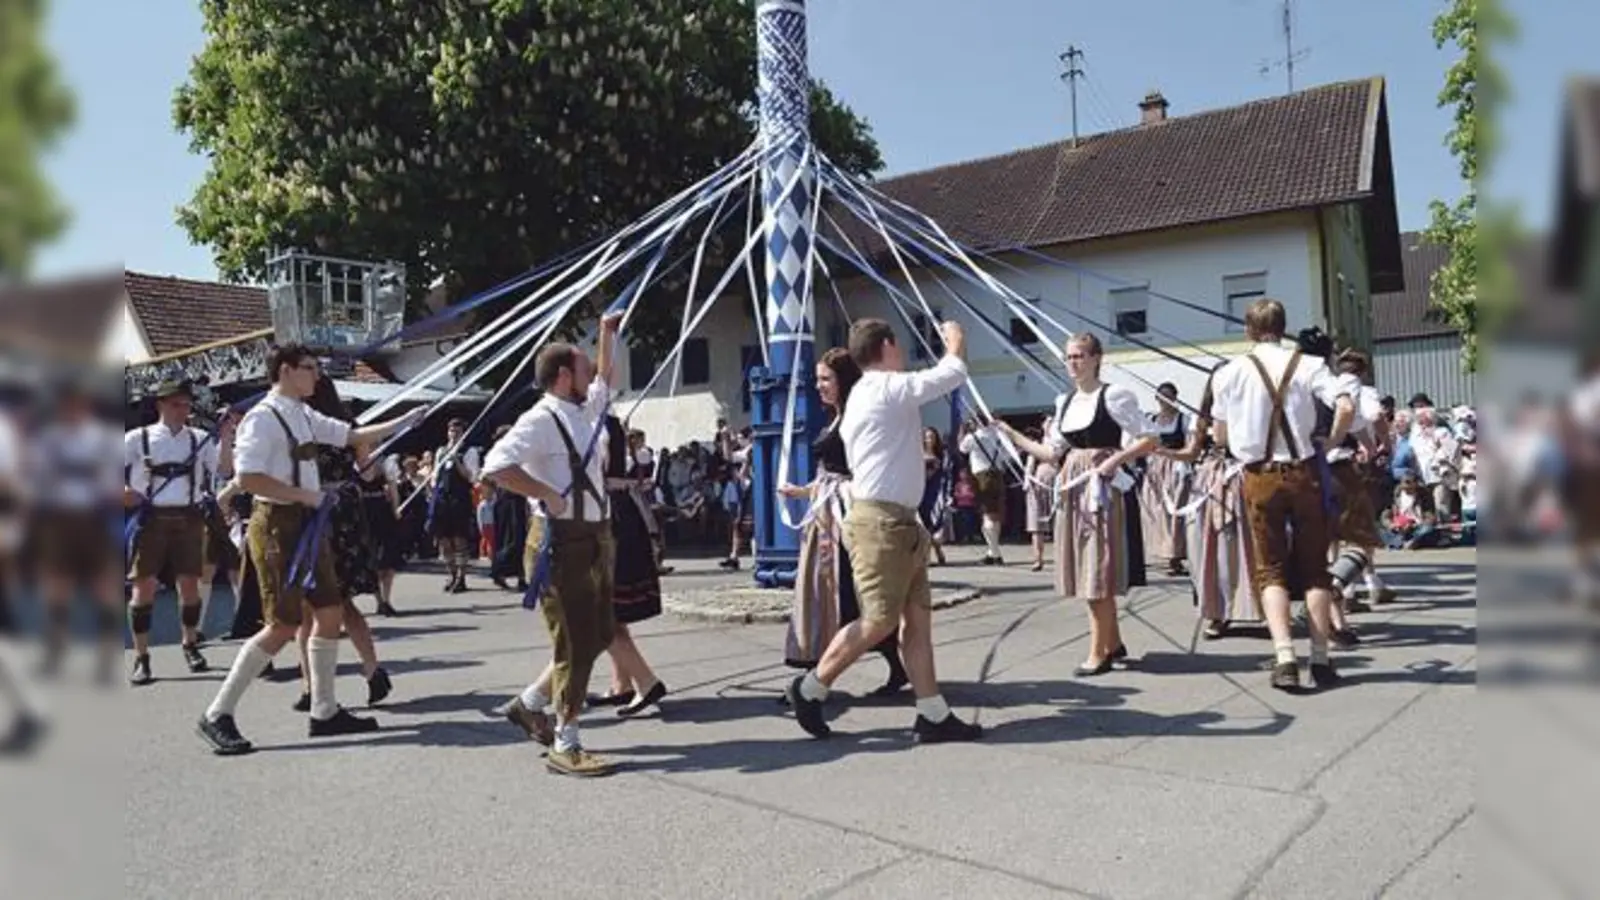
[1374,587,1399,605]
[545,747,614,777]
[505,697,554,746]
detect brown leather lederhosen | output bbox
[243,405,341,627]
[129,426,209,581]
[525,410,615,720]
[1238,350,1333,593]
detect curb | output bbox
[663,586,984,625]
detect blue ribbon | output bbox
[123,432,217,560]
[1313,442,1339,521]
[286,493,338,591]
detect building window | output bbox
[1109,286,1149,343]
[739,344,760,412]
[1223,272,1267,333]
[681,337,711,386]
[908,311,942,360]
[629,345,653,391]
[1009,316,1040,347]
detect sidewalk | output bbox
[101,544,1476,898]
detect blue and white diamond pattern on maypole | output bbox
[750,0,818,587]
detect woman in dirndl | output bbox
[780,347,909,696]
[1139,382,1191,577]
[590,412,669,718]
[1160,372,1262,640]
[999,333,1157,675]
[919,427,949,566]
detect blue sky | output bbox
[34,0,1595,282]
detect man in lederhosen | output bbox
[1211,300,1354,692]
[195,345,420,755]
[36,376,123,683]
[430,418,481,594]
[958,416,1007,565]
[1318,348,1398,634]
[484,312,619,777]
[123,380,233,685]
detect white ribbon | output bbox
[623,140,818,425]
[362,142,769,424]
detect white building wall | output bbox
[110,300,152,364]
[615,212,1323,447]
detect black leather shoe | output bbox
[912,714,983,744]
[785,676,830,739]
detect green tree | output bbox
[175,0,883,361]
[0,0,76,281]
[1422,0,1515,371]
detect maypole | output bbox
[749,0,818,587]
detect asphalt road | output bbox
[5,545,1490,899]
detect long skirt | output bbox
[786,478,857,667]
[229,550,264,639]
[1055,450,1139,600]
[608,489,662,625]
[1187,455,1263,623]
[1025,463,1058,534]
[328,483,381,599]
[1139,454,1190,564]
[491,494,529,581]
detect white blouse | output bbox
[1046,385,1151,456]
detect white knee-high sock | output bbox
[981,520,1000,555]
[206,635,273,721]
[307,636,340,720]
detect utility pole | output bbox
[1059,45,1084,147]
[1281,0,1295,93]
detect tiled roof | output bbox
[835,77,1403,293]
[1373,233,1452,340]
[123,270,460,366]
[1376,231,1578,345]
[124,271,272,358]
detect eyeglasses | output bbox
[1065,353,1089,361]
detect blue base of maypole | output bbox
[747,363,817,589]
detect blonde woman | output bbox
[999,333,1157,675]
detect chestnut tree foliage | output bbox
[175,0,882,358]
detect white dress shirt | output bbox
[233,392,351,500]
[433,445,482,484]
[1212,344,1349,464]
[482,380,610,522]
[958,425,1004,474]
[35,419,122,511]
[124,422,222,507]
[841,355,967,509]
[1326,377,1384,463]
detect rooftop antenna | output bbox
[1257,0,1310,94]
